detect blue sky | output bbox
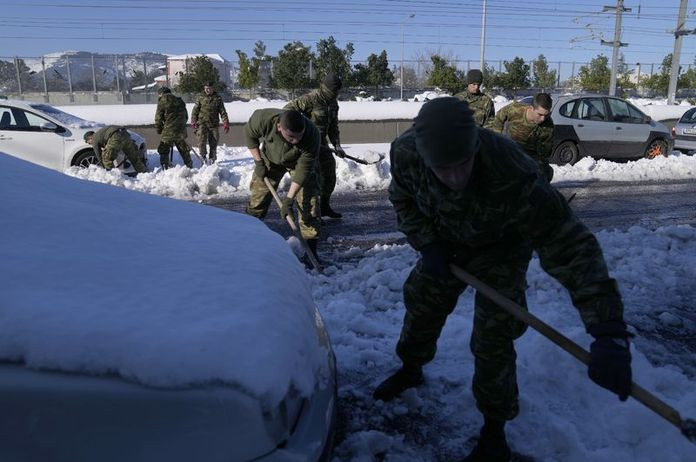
[1,0,694,73]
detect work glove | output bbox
[588,320,633,401]
[191,121,199,130]
[334,146,346,158]
[280,195,295,221]
[223,121,230,133]
[253,159,268,179]
[420,242,452,279]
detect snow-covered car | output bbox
[0,153,336,462]
[0,100,147,174]
[672,107,696,154]
[550,94,673,165]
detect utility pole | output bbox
[668,0,689,104]
[601,0,630,96]
[400,13,415,101]
[480,0,487,69]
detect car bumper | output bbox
[674,135,696,152]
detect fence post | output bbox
[143,56,149,102]
[122,56,128,102]
[41,56,49,102]
[114,55,122,102]
[66,55,74,102]
[14,57,23,97]
[91,53,98,102]
[557,61,561,88]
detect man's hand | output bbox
[191,121,199,130]
[253,160,268,179]
[334,146,347,158]
[223,121,230,133]
[588,320,633,401]
[420,242,452,279]
[280,196,295,220]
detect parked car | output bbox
[672,107,696,154]
[549,94,673,165]
[0,100,147,174]
[0,153,336,462]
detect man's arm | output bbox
[328,99,341,148]
[154,101,165,133]
[191,97,200,123]
[535,120,555,162]
[481,97,496,130]
[489,104,508,133]
[217,96,229,124]
[284,94,313,117]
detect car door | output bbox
[605,97,649,158]
[0,105,66,171]
[571,97,613,158]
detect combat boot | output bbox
[463,418,511,462]
[320,201,342,219]
[373,365,424,401]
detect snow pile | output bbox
[313,226,696,461]
[0,153,329,406]
[554,153,696,182]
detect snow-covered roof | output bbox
[167,53,228,63]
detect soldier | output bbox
[155,86,193,169]
[374,98,632,462]
[454,69,496,129]
[491,92,555,181]
[244,108,322,257]
[285,73,346,219]
[84,125,147,173]
[191,82,229,164]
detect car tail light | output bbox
[671,127,676,138]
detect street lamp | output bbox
[401,13,415,101]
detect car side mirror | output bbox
[40,122,59,131]
[644,115,652,124]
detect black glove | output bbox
[280,196,295,220]
[588,320,633,401]
[420,242,452,279]
[334,146,346,158]
[253,160,268,179]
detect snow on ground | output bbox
[0,153,329,407]
[64,143,696,202]
[314,226,696,461]
[58,98,694,126]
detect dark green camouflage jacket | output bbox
[244,108,320,186]
[90,125,126,161]
[191,91,229,127]
[155,93,188,140]
[284,85,340,146]
[454,90,495,129]
[491,101,554,162]
[388,127,623,328]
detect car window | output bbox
[0,107,15,128]
[576,98,607,122]
[680,108,696,124]
[607,98,643,123]
[0,107,51,131]
[559,100,576,117]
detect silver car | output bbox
[672,107,696,154]
[550,94,673,165]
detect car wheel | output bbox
[552,141,579,165]
[644,138,668,159]
[72,150,100,168]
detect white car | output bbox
[0,100,147,174]
[0,153,336,462]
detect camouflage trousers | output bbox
[318,144,337,206]
[157,134,192,168]
[397,242,533,421]
[102,129,147,173]
[245,162,321,240]
[196,125,220,161]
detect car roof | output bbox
[0,99,37,110]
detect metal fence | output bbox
[1,52,692,105]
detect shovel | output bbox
[263,177,322,272]
[448,263,696,443]
[330,148,385,165]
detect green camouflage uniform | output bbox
[90,125,146,173]
[155,92,193,168]
[284,84,341,208]
[389,127,623,422]
[491,101,555,181]
[244,108,321,240]
[191,90,229,161]
[454,90,496,129]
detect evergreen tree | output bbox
[236,50,259,99]
[426,55,463,93]
[252,40,272,88]
[498,57,530,92]
[364,50,394,99]
[641,54,691,96]
[577,54,611,93]
[532,54,557,91]
[176,56,225,94]
[315,36,354,84]
[270,41,314,98]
